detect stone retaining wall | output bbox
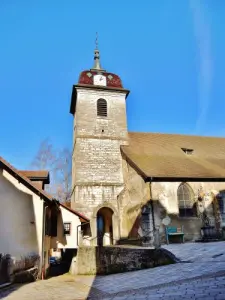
[75,246,177,275]
[0,253,40,284]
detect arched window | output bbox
[97,98,107,117]
[178,183,196,217]
[218,191,225,224]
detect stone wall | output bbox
[119,158,225,244]
[71,87,129,244]
[0,253,40,284]
[151,181,225,243]
[0,254,12,284]
[119,156,151,239]
[73,88,128,142]
[73,139,124,185]
[75,246,176,275]
[71,88,128,203]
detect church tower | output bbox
[70,45,129,245]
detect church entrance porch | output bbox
[97,207,113,246]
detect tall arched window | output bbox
[218,191,225,224]
[97,98,107,117]
[178,183,196,217]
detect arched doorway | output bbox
[97,207,113,246]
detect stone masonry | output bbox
[69,51,225,246]
[71,86,129,243]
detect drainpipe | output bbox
[41,203,48,280]
[149,179,156,231]
[149,179,160,248]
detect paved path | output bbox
[164,241,225,262]
[1,242,225,300]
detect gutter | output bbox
[40,203,48,279]
[146,176,225,182]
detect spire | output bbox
[92,32,105,71]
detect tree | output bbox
[31,138,57,170]
[31,138,72,206]
[54,147,72,204]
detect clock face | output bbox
[93,74,107,86]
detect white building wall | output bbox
[52,205,81,250]
[0,169,45,260]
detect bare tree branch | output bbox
[31,139,72,205]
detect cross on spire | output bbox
[95,32,98,50]
[92,32,105,71]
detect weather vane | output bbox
[95,32,98,50]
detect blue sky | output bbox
[0,0,224,169]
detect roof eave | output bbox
[59,202,90,222]
[28,175,50,184]
[121,149,148,181]
[146,176,225,182]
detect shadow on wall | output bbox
[124,190,224,245]
[125,199,204,245]
[51,211,67,249]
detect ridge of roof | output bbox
[128,131,225,140]
[0,156,53,202]
[59,202,89,222]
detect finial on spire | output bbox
[92,32,105,71]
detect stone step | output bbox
[117,238,142,246]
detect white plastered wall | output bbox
[0,168,44,260]
[51,205,81,250]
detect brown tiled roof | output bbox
[121,132,225,180]
[0,157,53,202]
[19,170,49,184]
[59,202,89,222]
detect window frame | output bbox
[177,183,197,218]
[97,98,107,118]
[63,222,71,235]
[218,192,225,225]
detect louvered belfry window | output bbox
[97,98,107,117]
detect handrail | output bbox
[77,221,90,247]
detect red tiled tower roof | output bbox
[78,70,123,88]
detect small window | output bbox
[181,148,194,155]
[64,223,71,235]
[97,98,107,117]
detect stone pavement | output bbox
[0,242,225,300]
[164,241,225,262]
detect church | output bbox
[70,47,225,247]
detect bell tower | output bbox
[70,45,129,244]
